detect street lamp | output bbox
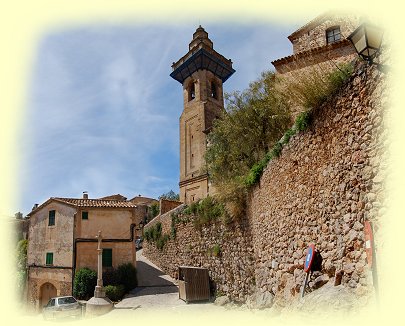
[138,221,144,237]
[348,23,384,65]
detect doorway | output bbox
[40,282,57,307]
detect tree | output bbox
[147,202,160,221]
[15,212,23,219]
[16,239,28,299]
[158,190,180,201]
[205,71,291,217]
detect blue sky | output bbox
[18,19,312,215]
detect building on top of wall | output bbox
[26,192,155,310]
[272,12,360,75]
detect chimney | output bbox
[83,191,88,199]
[32,204,39,211]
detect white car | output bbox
[43,296,82,320]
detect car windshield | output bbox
[58,297,77,305]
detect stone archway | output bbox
[40,282,57,307]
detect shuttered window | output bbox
[102,249,112,267]
[46,252,53,265]
[48,210,55,226]
[82,211,88,220]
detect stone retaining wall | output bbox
[143,61,387,304]
[249,61,387,303]
[144,205,255,301]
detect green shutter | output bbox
[46,252,53,265]
[82,211,88,220]
[48,210,55,226]
[102,249,112,267]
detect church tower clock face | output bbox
[170,26,235,204]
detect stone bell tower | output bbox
[170,26,235,204]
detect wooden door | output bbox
[40,282,57,307]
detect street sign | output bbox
[304,244,315,273]
[364,220,373,268]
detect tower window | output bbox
[188,82,195,101]
[326,26,341,44]
[210,81,217,99]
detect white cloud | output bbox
[20,23,294,214]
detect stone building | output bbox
[26,193,154,310]
[170,26,235,204]
[272,12,359,75]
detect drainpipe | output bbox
[71,212,77,295]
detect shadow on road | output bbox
[126,286,178,298]
[136,260,175,287]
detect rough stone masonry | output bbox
[144,60,387,306]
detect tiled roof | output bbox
[98,194,127,201]
[128,196,158,206]
[53,197,137,208]
[271,39,352,68]
[27,196,138,216]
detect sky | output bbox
[17,18,314,215]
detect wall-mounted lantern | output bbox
[347,23,384,65]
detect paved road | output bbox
[114,249,186,309]
[97,250,243,321]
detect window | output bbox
[326,26,341,44]
[46,252,53,265]
[48,210,55,226]
[82,211,88,220]
[58,297,77,305]
[188,82,195,101]
[102,249,112,267]
[210,81,217,99]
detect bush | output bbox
[144,222,172,250]
[73,268,97,300]
[279,62,353,111]
[245,161,266,187]
[188,197,225,229]
[295,111,312,131]
[105,284,125,302]
[117,263,137,292]
[212,244,221,257]
[281,128,296,145]
[144,228,151,242]
[103,268,120,286]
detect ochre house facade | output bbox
[26,194,156,310]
